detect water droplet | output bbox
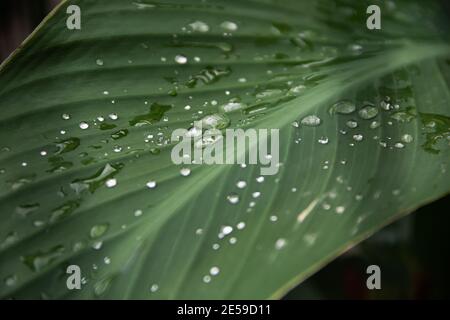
[256,176,264,183]
[336,206,345,214]
[134,209,143,217]
[94,277,111,296]
[221,225,233,236]
[108,113,118,120]
[79,122,89,130]
[330,100,356,115]
[180,167,191,176]
[358,105,378,119]
[150,284,159,292]
[219,102,246,113]
[16,203,40,217]
[220,21,238,31]
[62,113,71,120]
[237,222,246,230]
[227,193,239,204]
[90,224,109,239]
[401,134,413,143]
[395,142,405,149]
[189,21,210,32]
[96,59,104,66]
[175,54,188,64]
[21,245,65,272]
[301,115,321,127]
[353,134,363,142]
[270,215,278,222]
[105,178,117,188]
[5,275,17,287]
[203,275,211,283]
[210,266,220,276]
[318,136,329,144]
[236,180,247,189]
[370,120,381,129]
[346,120,358,128]
[275,238,287,250]
[104,257,111,264]
[146,181,157,189]
[201,113,230,129]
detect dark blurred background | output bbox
[1,0,449,300]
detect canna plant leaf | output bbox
[0,0,449,299]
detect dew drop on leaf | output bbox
[90,224,109,239]
[227,193,240,204]
[329,100,356,115]
[300,115,321,127]
[358,105,379,119]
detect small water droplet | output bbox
[201,113,230,129]
[109,113,118,120]
[330,100,356,115]
[221,225,233,235]
[401,134,413,143]
[346,120,358,128]
[236,180,247,189]
[318,136,329,144]
[105,178,117,188]
[301,115,321,127]
[275,238,287,250]
[180,168,191,177]
[189,21,210,32]
[4,275,17,287]
[370,120,381,129]
[252,191,261,198]
[353,134,363,142]
[90,224,109,239]
[175,54,188,64]
[150,284,159,292]
[219,102,246,113]
[358,105,378,119]
[227,193,240,204]
[220,21,238,31]
[79,122,89,130]
[96,59,104,66]
[62,113,71,120]
[146,181,157,189]
[336,206,345,214]
[237,222,246,230]
[210,266,220,276]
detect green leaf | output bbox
[0,0,449,299]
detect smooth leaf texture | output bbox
[0,0,449,299]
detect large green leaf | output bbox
[0,0,449,299]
